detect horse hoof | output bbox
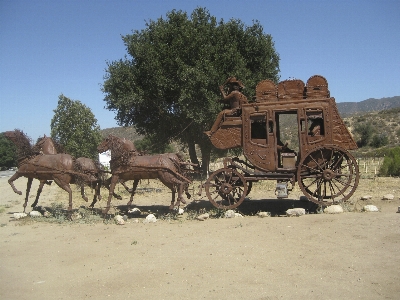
[17,191,22,195]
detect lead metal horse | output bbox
[97,135,192,214]
[5,130,77,212]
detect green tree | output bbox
[0,133,17,169]
[51,94,102,160]
[102,7,280,174]
[134,136,175,154]
[354,123,374,147]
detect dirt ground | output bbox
[0,173,399,300]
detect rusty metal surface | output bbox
[97,135,193,214]
[4,130,104,212]
[204,75,360,208]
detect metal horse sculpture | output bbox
[97,135,192,214]
[4,130,77,212]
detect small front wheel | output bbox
[205,168,247,209]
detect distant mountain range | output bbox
[337,96,400,117]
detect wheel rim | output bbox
[297,146,359,206]
[205,168,247,209]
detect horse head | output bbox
[97,135,114,153]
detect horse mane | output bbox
[34,136,66,154]
[106,135,138,166]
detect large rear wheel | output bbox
[205,168,248,209]
[297,146,359,206]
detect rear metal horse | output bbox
[97,135,192,214]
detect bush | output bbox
[379,147,400,176]
[370,134,389,148]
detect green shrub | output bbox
[379,147,400,176]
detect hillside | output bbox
[337,96,400,117]
[100,126,142,141]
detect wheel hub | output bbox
[219,183,233,194]
[322,169,336,181]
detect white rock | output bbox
[382,194,394,200]
[257,211,271,218]
[286,208,306,217]
[114,215,125,225]
[324,205,344,214]
[143,214,157,223]
[224,210,236,218]
[363,205,379,212]
[196,213,209,221]
[177,208,184,215]
[128,208,141,215]
[234,213,243,218]
[13,212,27,219]
[29,211,42,218]
[361,195,372,200]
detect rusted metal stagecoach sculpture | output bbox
[201,75,359,209]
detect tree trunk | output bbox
[188,140,199,166]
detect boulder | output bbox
[224,210,236,218]
[324,205,344,214]
[382,194,394,200]
[114,215,125,225]
[363,205,379,212]
[13,212,27,220]
[29,211,42,218]
[360,195,372,200]
[143,214,157,223]
[257,211,271,218]
[196,213,209,221]
[286,208,306,217]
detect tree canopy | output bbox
[51,94,102,160]
[0,133,17,169]
[103,7,280,173]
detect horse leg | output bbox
[104,177,122,200]
[104,175,119,214]
[89,181,102,208]
[31,180,46,208]
[120,180,133,193]
[126,180,139,207]
[8,172,23,195]
[175,182,185,207]
[80,185,89,202]
[169,184,176,210]
[53,178,73,211]
[184,183,191,199]
[22,178,33,212]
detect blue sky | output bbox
[1,0,399,141]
